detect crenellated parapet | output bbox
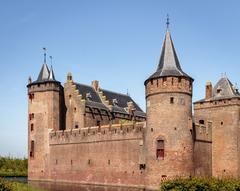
[49,122,145,145]
[194,97,240,110]
[194,123,212,143]
[145,76,192,98]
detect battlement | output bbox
[194,123,212,143]
[28,81,62,93]
[145,76,192,98]
[49,122,145,145]
[194,97,240,110]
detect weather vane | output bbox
[166,14,170,29]
[43,47,47,64]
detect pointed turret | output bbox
[36,63,50,82]
[145,29,192,85]
[49,66,56,81]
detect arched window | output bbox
[156,140,164,159]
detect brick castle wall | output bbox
[28,82,64,180]
[47,122,146,187]
[194,98,240,177]
[144,76,193,189]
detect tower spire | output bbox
[49,56,56,81]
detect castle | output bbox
[27,26,240,190]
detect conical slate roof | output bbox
[145,30,192,85]
[37,63,50,82]
[49,66,56,81]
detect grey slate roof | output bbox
[75,83,110,111]
[75,83,102,103]
[194,77,240,103]
[145,30,193,85]
[75,83,145,118]
[28,64,59,86]
[100,89,143,112]
[49,66,56,81]
[37,64,50,82]
[212,77,240,99]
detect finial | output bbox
[43,47,47,64]
[28,76,32,84]
[166,14,170,29]
[49,56,53,66]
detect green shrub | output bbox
[0,178,13,191]
[160,177,240,191]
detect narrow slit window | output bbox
[156,140,164,160]
[30,140,34,158]
[96,120,101,127]
[170,97,174,104]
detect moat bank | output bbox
[29,181,146,191]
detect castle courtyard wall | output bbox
[47,122,146,188]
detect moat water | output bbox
[4,177,145,191]
[29,181,145,191]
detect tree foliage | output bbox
[0,157,27,177]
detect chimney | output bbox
[67,72,73,82]
[205,81,212,100]
[127,101,136,113]
[92,80,99,91]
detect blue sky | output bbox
[1,0,240,157]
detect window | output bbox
[29,93,34,101]
[217,88,222,94]
[139,164,146,170]
[75,125,78,129]
[156,140,164,159]
[150,80,153,85]
[96,120,101,127]
[178,78,182,83]
[29,113,34,120]
[199,120,205,125]
[170,97,174,104]
[30,124,34,131]
[30,140,34,158]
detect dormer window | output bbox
[217,87,222,94]
[112,98,118,106]
[86,92,92,100]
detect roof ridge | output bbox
[100,88,129,97]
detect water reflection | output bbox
[29,181,145,191]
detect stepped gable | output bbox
[74,82,146,118]
[145,29,193,85]
[74,83,109,111]
[100,89,146,117]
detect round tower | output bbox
[144,29,194,188]
[27,53,65,180]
